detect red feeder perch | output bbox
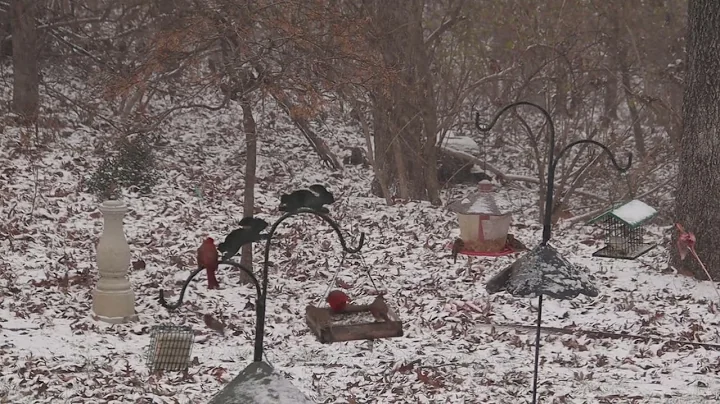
[448,181,519,257]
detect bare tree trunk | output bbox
[410,0,441,205]
[610,2,646,158]
[11,0,39,121]
[351,98,392,204]
[365,0,441,204]
[620,64,646,159]
[602,2,621,123]
[239,98,257,282]
[673,0,720,280]
[603,70,619,122]
[270,90,341,170]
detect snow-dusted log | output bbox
[440,146,609,203]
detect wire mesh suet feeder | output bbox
[146,325,194,372]
[448,180,520,257]
[588,199,657,259]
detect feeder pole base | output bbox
[532,294,543,404]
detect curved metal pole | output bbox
[475,101,555,141]
[252,208,365,362]
[475,101,557,243]
[158,267,205,310]
[477,103,633,404]
[542,139,632,244]
[222,260,262,299]
[158,260,259,311]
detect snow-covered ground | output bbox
[1,80,719,404]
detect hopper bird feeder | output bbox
[305,295,404,344]
[448,180,518,257]
[588,199,658,259]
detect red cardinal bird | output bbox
[326,290,350,312]
[675,223,696,261]
[197,238,220,289]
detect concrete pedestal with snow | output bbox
[92,199,137,323]
[208,361,312,404]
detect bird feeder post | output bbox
[157,185,370,404]
[476,101,632,404]
[92,199,137,323]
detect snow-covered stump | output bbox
[92,199,137,323]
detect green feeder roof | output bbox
[588,199,658,229]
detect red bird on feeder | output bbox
[326,290,350,312]
[197,237,220,289]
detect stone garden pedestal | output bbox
[92,199,137,323]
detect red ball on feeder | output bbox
[326,290,350,312]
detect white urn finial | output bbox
[92,199,137,323]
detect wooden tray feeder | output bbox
[305,296,404,344]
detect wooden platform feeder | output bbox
[588,199,658,259]
[305,296,404,344]
[448,181,515,254]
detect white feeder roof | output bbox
[589,199,657,229]
[448,183,514,216]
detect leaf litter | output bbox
[0,75,719,404]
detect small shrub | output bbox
[85,135,159,200]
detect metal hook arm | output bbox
[552,139,632,174]
[542,139,633,243]
[158,267,204,310]
[475,101,555,143]
[252,208,365,362]
[158,261,259,311]
[221,259,261,299]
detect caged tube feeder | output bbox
[475,101,632,404]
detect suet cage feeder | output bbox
[448,181,518,256]
[588,199,657,259]
[305,296,404,344]
[146,325,195,372]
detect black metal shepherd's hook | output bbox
[158,207,365,363]
[476,101,632,404]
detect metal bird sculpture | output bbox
[279,184,335,214]
[217,217,269,261]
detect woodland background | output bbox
[1,0,713,276]
[4,2,720,403]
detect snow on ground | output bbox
[1,81,719,404]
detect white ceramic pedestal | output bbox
[92,199,137,323]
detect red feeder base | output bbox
[446,241,517,257]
